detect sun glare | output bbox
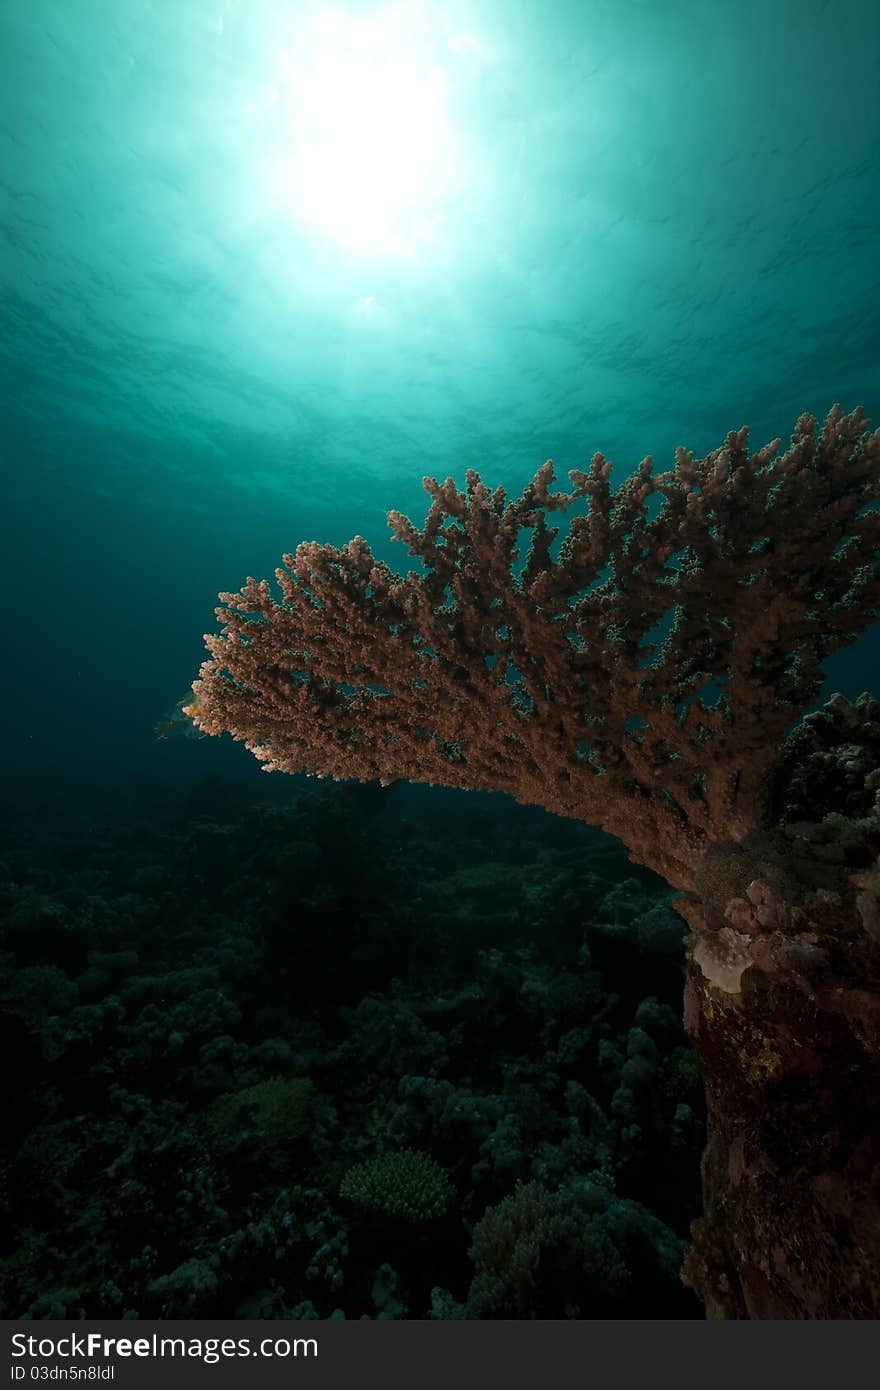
[265,6,469,256]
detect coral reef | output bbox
[0,781,702,1319]
[464,1179,688,1318]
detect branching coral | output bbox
[340,1149,448,1221]
[189,406,879,890]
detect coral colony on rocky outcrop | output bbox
[189,406,880,1318]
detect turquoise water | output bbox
[2,0,878,786]
[1,0,879,1322]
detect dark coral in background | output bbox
[0,778,703,1319]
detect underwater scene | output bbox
[1,0,878,1321]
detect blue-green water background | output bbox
[2,0,879,1321]
[2,0,878,793]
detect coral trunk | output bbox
[680,833,880,1318]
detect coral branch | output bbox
[189,406,879,889]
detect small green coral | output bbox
[340,1149,448,1221]
[209,1075,313,1139]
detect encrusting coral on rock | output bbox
[189,406,880,1318]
